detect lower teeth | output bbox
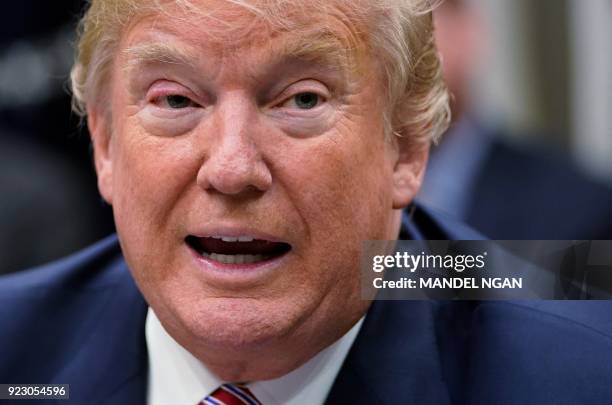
[204,252,269,264]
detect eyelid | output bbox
[274,79,331,105]
[146,80,200,106]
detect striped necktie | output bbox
[199,383,262,405]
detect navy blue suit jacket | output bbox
[2,206,612,404]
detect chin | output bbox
[175,296,304,350]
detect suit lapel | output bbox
[326,300,453,405]
[54,257,149,405]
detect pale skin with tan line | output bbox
[85,1,433,382]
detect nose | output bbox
[196,96,272,196]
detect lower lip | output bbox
[186,244,290,283]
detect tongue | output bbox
[194,237,289,256]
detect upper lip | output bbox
[187,226,290,245]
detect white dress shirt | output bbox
[146,308,364,405]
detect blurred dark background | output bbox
[0,1,114,274]
[0,0,610,274]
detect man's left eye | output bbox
[290,92,322,110]
[164,95,194,109]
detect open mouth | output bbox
[186,235,292,265]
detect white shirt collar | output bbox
[146,308,364,405]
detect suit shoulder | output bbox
[467,300,612,403]
[0,235,146,386]
[0,234,126,298]
[475,300,612,340]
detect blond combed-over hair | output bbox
[70,0,449,143]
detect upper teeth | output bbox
[211,236,255,242]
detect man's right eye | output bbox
[164,95,195,109]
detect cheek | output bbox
[271,130,394,248]
[110,119,201,241]
[272,135,394,322]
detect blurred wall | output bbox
[468,0,612,181]
[568,0,612,179]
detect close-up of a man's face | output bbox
[5,2,612,403]
[86,0,429,379]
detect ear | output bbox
[391,132,430,209]
[87,107,114,205]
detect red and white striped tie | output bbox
[199,383,262,405]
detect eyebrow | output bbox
[281,31,355,68]
[124,42,199,69]
[123,31,356,77]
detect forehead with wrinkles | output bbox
[141,0,368,46]
[121,3,366,72]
